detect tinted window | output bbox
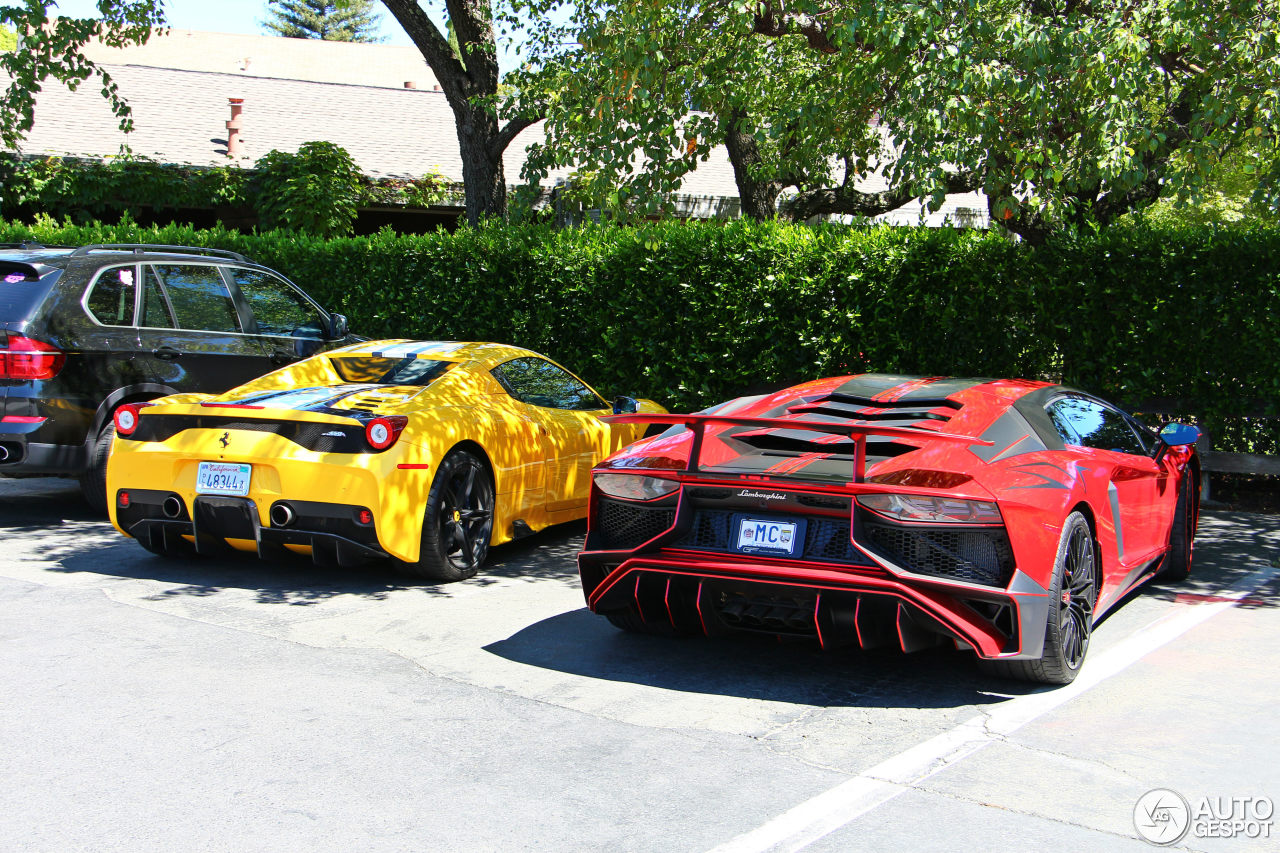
[85,266,136,326]
[329,356,453,386]
[492,357,605,410]
[1050,397,1146,455]
[140,267,176,329]
[232,268,326,338]
[151,264,240,332]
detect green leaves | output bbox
[0,1,166,149]
[252,142,365,237]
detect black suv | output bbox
[0,243,357,509]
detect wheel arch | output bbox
[87,383,179,441]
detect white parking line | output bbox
[707,564,1280,853]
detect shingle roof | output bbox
[80,27,439,90]
[13,54,987,225]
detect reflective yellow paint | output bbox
[106,340,665,563]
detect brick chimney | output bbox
[404,81,417,89]
[226,98,245,157]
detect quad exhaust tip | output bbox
[270,503,296,528]
[0,446,9,462]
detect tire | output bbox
[79,422,114,514]
[981,511,1098,685]
[396,448,494,582]
[606,608,690,638]
[1158,481,1196,583]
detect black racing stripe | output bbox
[831,374,927,398]
[892,377,990,401]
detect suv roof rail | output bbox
[68,244,252,263]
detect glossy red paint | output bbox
[578,374,1198,676]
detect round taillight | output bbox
[114,405,141,436]
[364,416,406,451]
[118,491,131,508]
[358,509,373,525]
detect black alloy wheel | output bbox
[399,448,494,582]
[1057,518,1097,672]
[981,511,1097,685]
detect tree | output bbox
[378,0,541,224]
[517,1,978,223]
[0,2,165,150]
[263,0,384,42]
[519,0,1280,242]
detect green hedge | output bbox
[2,216,1276,452]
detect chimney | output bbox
[226,98,244,157]
[404,81,417,89]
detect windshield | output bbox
[328,356,454,387]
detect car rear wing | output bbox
[601,412,992,482]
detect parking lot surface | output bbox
[2,477,1277,852]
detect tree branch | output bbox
[380,0,469,98]
[781,171,979,221]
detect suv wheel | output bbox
[79,422,115,513]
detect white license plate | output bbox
[736,518,799,555]
[195,462,252,496]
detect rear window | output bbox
[329,356,454,386]
[0,264,60,321]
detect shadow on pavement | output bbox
[484,608,1051,709]
[3,477,585,605]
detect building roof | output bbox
[80,27,439,91]
[15,32,987,226]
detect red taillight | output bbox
[357,509,373,525]
[0,335,65,381]
[364,416,407,451]
[113,403,154,437]
[118,491,131,508]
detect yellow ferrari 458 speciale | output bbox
[107,340,665,581]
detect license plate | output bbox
[195,461,252,496]
[736,517,799,555]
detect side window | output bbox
[85,265,137,326]
[231,268,326,338]
[140,267,176,329]
[150,264,241,333]
[149,263,241,330]
[1050,397,1146,455]
[492,357,606,411]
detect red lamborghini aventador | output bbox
[578,374,1201,684]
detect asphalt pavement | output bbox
[1,477,1277,852]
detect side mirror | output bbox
[1159,422,1200,447]
[613,395,640,415]
[327,313,349,340]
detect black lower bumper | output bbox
[119,492,387,568]
[0,440,88,476]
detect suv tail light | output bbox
[114,403,155,437]
[0,335,65,380]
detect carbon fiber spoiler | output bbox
[601,413,992,482]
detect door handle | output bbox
[153,346,181,361]
[270,350,294,366]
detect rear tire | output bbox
[79,423,114,514]
[980,511,1097,685]
[396,449,494,582]
[1158,481,1196,583]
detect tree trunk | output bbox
[722,110,783,220]
[455,108,506,225]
